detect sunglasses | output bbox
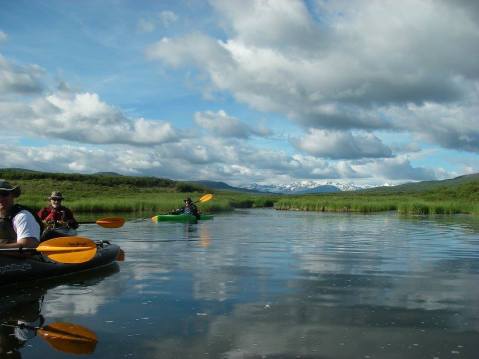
[51,198,62,201]
[0,192,11,198]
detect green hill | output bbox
[0,168,274,215]
[275,173,479,215]
[2,168,478,216]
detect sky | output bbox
[1,0,479,187]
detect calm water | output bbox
[1,209,479,358]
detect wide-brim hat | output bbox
[48,191,64,200]
[0,179,21,198]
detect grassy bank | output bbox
[275,196,478,215]
[0,169,277,216]
[2,169,478,217]
[274,175,479,215]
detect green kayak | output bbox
[151,214,214,223]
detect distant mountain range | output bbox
[3,167,478,195]
[193,180,376,194]
[243,181,376,193]
[192,180,263,193]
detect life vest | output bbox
[0,205,44,244]
[40,206,67,222]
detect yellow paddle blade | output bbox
[96,217,125,228]
[37,236,97,264]
[151,215,158,223]
[199,193,213,203]
[38,322,97,355]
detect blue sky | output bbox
[1,0,478,187]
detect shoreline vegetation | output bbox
[275,174,479,216]
[0,169,277,219]
[1,169,478,217]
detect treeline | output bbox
[3,168,479,216]
[0,169,205,192]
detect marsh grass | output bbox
[4,169,478,217]
[9,173,276,215]
[275,195,476,215]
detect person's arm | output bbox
[0,237,38,249]
[37,208,46,219]
[63,207,79,229]
[12,211,40,249]
[41,208,56,223]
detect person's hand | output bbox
[66,220,76,229]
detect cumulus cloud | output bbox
[0,137,442,186]
[1,1,472,186]
[387,101,479,152]
[194,110,271,138]
[291,129,393,159]
[352,156,441,181]
[146,32,231,70]
[0,91,179,146]
[0,53,44,95]
[0,31,7,43]
[147,0,479,154]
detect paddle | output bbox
[2,321,97,354]
[195,193,213,204]
[38,322,98,354]
[152,193,214,222]
[0,236,97,264]
[79,217,125,228]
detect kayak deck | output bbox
[151,214,214,223]
[0,242,120,287]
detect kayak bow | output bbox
[151,214,214,223]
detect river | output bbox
[1,208,479,358]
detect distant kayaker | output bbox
[171,197,200,219]
[37,191,79,231]
[0,179,41,249]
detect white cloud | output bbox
[146,33,232,71]
[351,156,441,181]
[387,101,479,152]
[0,136,443,186]
[0,31,7,43]
[291,129,393,159]
[0,91,179,146]
[0,53,44,95]
[1,1,473,186]
[194,110,271,138]
[148,0,479,155]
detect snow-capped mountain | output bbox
[241,181,378,193]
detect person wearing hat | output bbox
[37,192,79,234]
[171,197,200,219]
[0,180,42,249]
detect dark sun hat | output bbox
[48,191,64,200]
[0,179,21,198]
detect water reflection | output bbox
[127,210,479,358]
[3,209,478,358]
[0,265,118,358]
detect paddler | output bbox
[0,180,41,250]
[171,197,200,219]
[37,191,79,230]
